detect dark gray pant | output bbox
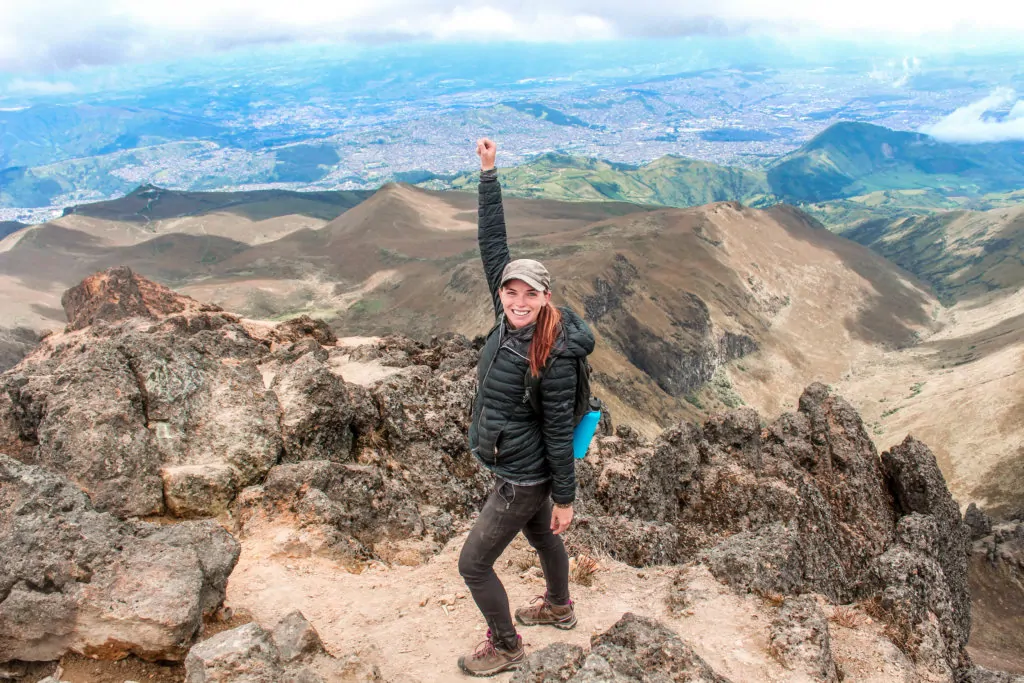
[458,478,570,649]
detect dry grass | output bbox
[830,605,863,629]
[754,589,786,608]
[570,554,600,587]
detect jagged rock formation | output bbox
[0,455,238,662]
[571,386,973,677]
[514,613,730,682]
[61,265,222,331]
[184,611,381,682]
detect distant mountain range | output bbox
[428,122,1024,210]
[767,122,1024,203]
[6,121,1024,215]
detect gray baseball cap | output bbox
[500,259,550,292]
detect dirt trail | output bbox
[225,524,918,683]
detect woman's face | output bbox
[499,279,551,328]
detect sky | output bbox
[3,0,1024,73]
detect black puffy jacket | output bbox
[468,173,595,504]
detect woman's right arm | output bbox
[477,138,510,318]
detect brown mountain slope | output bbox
[3,183,1021,515]
[0,186,373,330]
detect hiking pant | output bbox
[458,478,570,649]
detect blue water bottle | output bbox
[572,397,603,459]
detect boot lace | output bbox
[471,630,498,660]
[523,594,550,618]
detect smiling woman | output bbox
[455,138,595,676]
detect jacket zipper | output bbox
[479,318,505,465]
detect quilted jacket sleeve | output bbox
[539,355,577,504]
[478,172,510,318]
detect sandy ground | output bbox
[223,523,919,683]
[831,287,1024,513]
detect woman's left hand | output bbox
[550,504,574,535]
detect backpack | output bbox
[524,356,596,427]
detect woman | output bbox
[457,138,595,677]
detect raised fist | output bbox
[477,138,497,171]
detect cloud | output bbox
[5,78,78,95]
[2,0,1024,73]
[921,89,1024,143]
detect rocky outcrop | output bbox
[965,503,993,540]
[0,455,238,662]
[517,613,730,682]
[184,612,382,682]
[233,334,491,567]
[573,384,973,677]
[0,308,281,517]
[61,266,220,331]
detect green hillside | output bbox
[441,153,771,208]
[768,122,1024,203]
[824,203,1024,304]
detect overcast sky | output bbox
[2,0,1024,73]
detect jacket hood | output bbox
[556,306,595,359]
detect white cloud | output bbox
[1,0,1024,72]
[5,78,78,95]
[921,89,1024,143]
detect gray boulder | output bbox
[512,642,586,683]
[185,623,284,683]
[186,615,382,683]
[964,503,992,540]
[0,455,239,663]
[271,352,355,464]
[768,596,838,682]
[541,613,731,682]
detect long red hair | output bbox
[529,304,562,377]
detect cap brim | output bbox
[501,274,546,292]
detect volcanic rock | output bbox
[184,614,382,683]
[768,595,838,681]
[61,266,220,331]
[0,455,238,663]
[519,613,729,682]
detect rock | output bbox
[0,306,280,518]
[271,352,355,463]
[965,503,992,540]
[61,266,220,331]
[271,611,325,663]
[768,595,838,682]
[0,456,239,663]
[968,522,1024,679]
[511,642,586,682]
[185,623,284,682]
[162,462,238,518]
[880,437,972,673]
[966,666,1024,682]
[185,618,383,683]
[583,613,730,682]
[274,315,337,347]
[518,614,728,682]
[704,523,806,596]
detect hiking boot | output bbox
[515,595,577,629]
[457,630,524,677]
